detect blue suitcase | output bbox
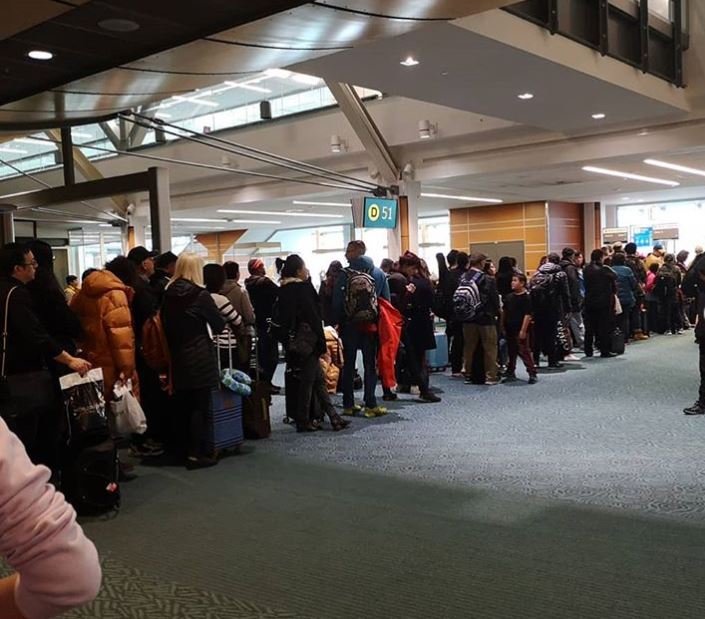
[426,332,449,372]
[206,387,244,451]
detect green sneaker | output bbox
[343,405,362,416]
[364,406,388,418]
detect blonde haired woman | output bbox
[162,253,226,469]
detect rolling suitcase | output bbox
[207,332,244,452]
[243,333,272,439]
[611,328,626,355]
[425,332,449,372]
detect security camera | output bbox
[126,203,135,215]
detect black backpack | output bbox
[343,268,378,324]
[62,439,120,516]
[529,271,556,309]
[682,267,700,298]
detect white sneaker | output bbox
[564,354,581,362]
[410,386,420,396]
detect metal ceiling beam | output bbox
[0,169,152,210]
[99,122,121,149]
[47,128,129,214]
[128,107,156,148]
[325,81,400,186]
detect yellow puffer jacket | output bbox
[320,326,343,394]
[71,270,137,399]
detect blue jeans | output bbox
[341,325,378,409]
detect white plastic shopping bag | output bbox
[109,379,147,436]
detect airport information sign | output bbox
[363,197,398,229]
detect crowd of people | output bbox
[2,236,705,494]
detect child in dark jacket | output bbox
[502,274,538,384]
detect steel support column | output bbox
[673,0,684,87]
[325,82,399,186]
[60,127,75,186]
[640,0,650,72]
[147,167,172,253]
[598,0,609,55]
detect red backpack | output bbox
[141,312,170,371]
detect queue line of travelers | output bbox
[3,236,705,484]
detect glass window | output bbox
[616,200,703,258]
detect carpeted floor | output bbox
[7,333,705,618]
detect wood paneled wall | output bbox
[547,202,584,254]
[449,202,548,272]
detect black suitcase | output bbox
[284,365,324,425]
[611,328,626,355]
[243,333,272,438]
[62,439,120,516]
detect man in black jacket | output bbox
[684,258,705,415]
[437,251,468,376]
[150,251,177,304]
[0,243,91,465]
[462,253,501,385]
[560,247,583,353]
[245,258,280,390]
[583,249,617,358]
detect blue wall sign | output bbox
[363,197,398,229]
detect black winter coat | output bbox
[559,259,582,312]
[408,275,436,351]
[583,263,616,311]
[245,275,279,330]
[277,279,326,359]
[162,278,226,391]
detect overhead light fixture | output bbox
[172,95,219,107]
[400,56,420,67]
[171,218,224,223]
[97,18,140,32]
[421,192,503,204]
[226,219,282,225]
[224,81,272,94]
[582,165,679,186]
[622,197,631,201]
[418,120,437,140]
[518,93,534,100]
[292,200,350,207]
[264,68,292,79]
[28,50,53,60]
[291,73,321,86]
[591,113,606,120]
[0,146,27,154]
[644,158,705,178]
[14,138,47,146]
[218,209,343,219]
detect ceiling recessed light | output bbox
[582,165,679,186]
[98,18,140,32]
[292,200,350,207]
[518,93,534,100]
[400,56,420,67]
[644,158,705,178]
[218,209,343,219]
[591,113,606,120]
[421,192,503,204]
[28,50,53,61]
[622,197,631,201]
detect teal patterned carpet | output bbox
[4,333,705,618]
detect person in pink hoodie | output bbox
[0,418,101,619]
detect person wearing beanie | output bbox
[245,258,280,390]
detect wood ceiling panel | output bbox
[0,0,90,40]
